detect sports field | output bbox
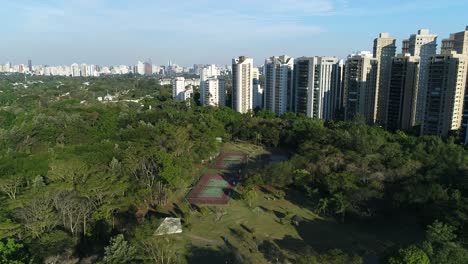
[187,175,232,204]
[212,153,247,169]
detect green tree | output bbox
[426,220,457,244]
[0,239,28,264]
[103,234,137,264]
[388,245,430,264]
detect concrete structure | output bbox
[441,26,468,55]
[263,55,294,115]
[202,77,225,107]
[343,51,378,123]
[71,63,80,77]
[232,56,254,113]
[386,54,420,131]
[252,67,263,109]
[373,33,397,125]
[137,61,145,75]
[402,29,438,125]
[200,65,224,106]
[172,77,186,102]
[422,53,468,137]
[144,62,152,76]
[293,56,343,119]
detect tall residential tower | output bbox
[373,33,397,125]
[232,56,254,113]
[264,55,294,115]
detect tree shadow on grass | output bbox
[185,245,240,264]
[283,217,423,259]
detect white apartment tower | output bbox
[293,57,343,119]
[172,77,186,102]
[232,56,254,113]
[373,33,397,125]
[264,55,294,115]
[137,61,145,75]
[402,29,438,124]
[343,51,379,124]
[200,65,225,106]
[422,53,468,137]
[71,63,80,77]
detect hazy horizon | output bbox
[1,0,467,66]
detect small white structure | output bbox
[154,218,182,236]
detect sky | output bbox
[1,0,467,66]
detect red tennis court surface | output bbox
[212,153,248,170]
[187,175,233,205]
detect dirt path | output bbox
[186,234,223,246]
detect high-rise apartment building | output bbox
[343,51,378,123]
[441,26,468,143]
[232,56,254,113]
[137,61,145,75]
[422,53,468,137]
[386,54,420,131]
[402,29,438,125]
[200,65,225,107]
[373,33,397,125]
[252,68,263,109]
[27,60,32,72]
[71,63,80,77]
[202,78,225,107]
[263,55,294,115]
[144,62,152,76]
[292,56,343,119]
[172,77,186,102]
[441,26,468,55]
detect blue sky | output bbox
[1,0,467,66]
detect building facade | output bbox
[343,51,378,123]
[172,77,186,102]
[292,57,343,119]
[422,53,468,137]
[402,29,438,125]
[252,67,263,109]
[386,54,420,131]
[232,56,254,113]
[263,55,294,115]
[373,33,397,125]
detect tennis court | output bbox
[212,153,248,169]
[187,175,233,204]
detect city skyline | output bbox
[1,0,467,66]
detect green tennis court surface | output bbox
[187,175,233,204]
[223,157,243,167]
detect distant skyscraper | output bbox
[232,56,254,113]
[27,60,32,72]
[137,61,145,75]
[422,53,468,137]
[71,63,80,77]
[373,33,396,125]
[386,54,420,131]
[292,57,343,119]
[263,55,294,115]
[144,62,152,76]
[80,64,88,77]
[252,67,263,109]
[343,51,378,123]
[402,29,438,125]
